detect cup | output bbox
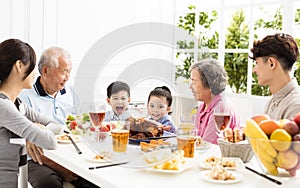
[179,113,195,131]
[176,127,197,158]
[111,121,130,153]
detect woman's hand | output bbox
[26,141,44,165]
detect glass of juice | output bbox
[111,121,130,153]
[176,127,197,158]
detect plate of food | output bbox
[199,156,244,171]
[200,168,243,184]
[138,139,173,152]
[83,152,113,163]
[145,150,193,174]
[56,134,80,144]
[129,135,176,144]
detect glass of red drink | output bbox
[214,104,231,137]
[89,103,106,127]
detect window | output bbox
[175,0,300,96]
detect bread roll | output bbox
[233,128,244,143]
[224,127,234,142]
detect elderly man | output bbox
[19,47,99,188]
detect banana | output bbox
[258,153,279,176]
[245,129,275,163]
[244,118,279,174]
[245,119,277,158]
[255,142,275,163]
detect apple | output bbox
[293,112,300,128]
[283,121,299,136]
[276,149,298,170]
[292,134,300,154]
[287,156,300,176]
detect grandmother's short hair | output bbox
[189,58,228,95]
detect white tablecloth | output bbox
[45,137,299,188]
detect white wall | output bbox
[0,0,271,125]
[0,0,176,87]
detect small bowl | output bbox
[217,138,254,163]
[247,137,300,177]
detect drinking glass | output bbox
[111,121,130,153]
[89,102,106,127]
[179,113,195,131]
[176,127,197,158]
[213,104,231,137]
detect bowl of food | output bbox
[244,116,300,177]
[217,139,254,163]
[217,127,254,163]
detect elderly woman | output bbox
[0,39,60,187]
[189,58,241,144]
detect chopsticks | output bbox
[88,162,128,170]
[63,130,82,154]
[245,166,282,185]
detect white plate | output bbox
[200,170,243,184]
[82,153,111,163]
[195,140,212,152]
[199,157,244,171]
[145,158,193,174]
[56,134,80,144]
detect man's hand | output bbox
[26,141,44,165]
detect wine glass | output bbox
[89,102,106,127]
[213,104,231,138]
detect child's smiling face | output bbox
[107,90,130,115]
[147,96,170,121]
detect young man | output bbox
[250,33,300,120]
[19,47,99,188]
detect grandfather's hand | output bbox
[26,141,44,165]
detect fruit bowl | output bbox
[247,137,300,177]
[244,113,300,177]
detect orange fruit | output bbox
[251,114,271,124]
[258,119,280,135]
[270,129,292,151]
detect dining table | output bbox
[44,136,300,188]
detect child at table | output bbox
[103,81,132,121]
[147,86,176,134]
